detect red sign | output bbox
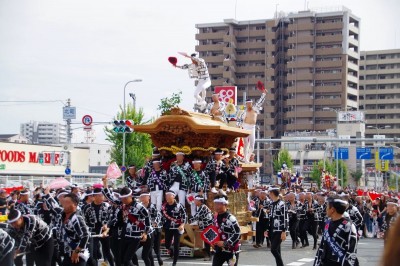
[214,86,237,105]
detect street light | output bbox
[122,79,142,186]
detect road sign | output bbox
[82,115,93,126]
[375,151,389,171]
[63,107,76,119]
[83,126,92,131]
[334,147,349,160]
[0,164,5,170]
[120,166,127,172]
[356,147,372,160]
[65,168,71,175]
[379,147,394,160]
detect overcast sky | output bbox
[0,0,399,144]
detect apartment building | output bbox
[20,121,67,145]
[195,6,360,176]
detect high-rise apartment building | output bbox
[195,7,360,176]
[359,49,400,139]
[20,121,67,145]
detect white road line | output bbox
[286,262,305,266]
[140,260,272,266]
[298,258,315,262]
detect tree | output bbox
[157,91,183,115]
[333,160,348,187]
[350,170,363,187]
[310,160,325,188]
[273,149,293,173]
[105,104,153,168]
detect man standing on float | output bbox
[174,53,211,112]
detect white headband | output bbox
[152,160,161,164]
[92,192,103,195]
[195,196,204,200]
[214,152,223,155]
[387,201,399,207]
[246,99,253,103]
[333,199,348,205]
[268,187,280,192]
[192,160,202,164]
[165,191,176,196]
[214,197,229,204]
[140,193,150,197]
[119,189,132,199]
[20,191,30,196]
[8,210,21,223]
[57,192,69,199]
[175,152,185,155]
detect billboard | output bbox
[214,86,237,105]
[338,111,364,122]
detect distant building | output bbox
[0,134,29,144]
[20,121,67,145]
[70,143,112,174]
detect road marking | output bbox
[298,258,314,262]
[141,261,271,266]
[286,263,305,266]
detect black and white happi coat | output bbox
[227,157,240,176]
[162,201,187,230]
[313,217,358,266]
[10,215,52,252]
[145,168,168,192]
[189,169,210,193]
[59,211,90,256]
[0,228,14,262]
[268,199,288,233]
[307,199,322,221]
[297,200,308,221]
[15,200,33,215]
[146,202,163,229]
[286,200,300,223]
[167,161,193,191]
[103,188,153,238]
[189,204,213,230]
[204,159,229,179]
[381,211,399,236]
[255,197,271,220]
[346,204,363,230]
[214,212,241,253]
[82,201,111,235]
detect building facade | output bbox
[20,121,67,145]
[195,6,360,176]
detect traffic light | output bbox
[113,120,134,133]
[38,152,44,164]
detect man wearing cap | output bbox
[253,189,271,248]
[174,53,211,112]
[205,148,229,195]
[206,93,226,123]
[381,199,399,242]
[189,159,210,215]
[144,160,168,211]
[313,195,359,266]
[189,195,213,260]
[267,186,287,266]
[140,192,163,266]
[82,187,114,266]
[168,152,192,206]
[237,85,267,163]
[162,190,187,266]
[212,195,241,266]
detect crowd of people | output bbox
[0,148,399,266]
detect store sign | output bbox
[338,111,364,122]
[0,149,63,164]
[214,86,237,105]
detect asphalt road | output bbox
[155,236,384,266]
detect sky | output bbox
[0,0,399,144]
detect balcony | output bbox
[315,47,342,55]
[287,73,314,81]
[286,86,314,94]
[348,24,359,34]
[314,72,342,80]
[315,60,343,68]
[347,61,358,71]
[208,67,224,75]
[264,118,276,125]
[315,98,342,106]
[236,54,265,61]
[223,35,237,44]
[287,48,314,56]
[285,124,314,131]
[211,79,224,86]
[265,68,275,76]
[288,23,314,31]
[315,35,343,43]
[316,22,344,31]
[347,74,358,83]
[266,44,276,52]
[285,111,314,118]
[237,42,265,49]
[288,35,314,44]
[348,37,359,47]
[195,31,226,40]
[195,44,223,52]
[315,111,337,118]
[264,106,275,113]
[203,55,225,63]
[286,98,314,105]
[223,46,236,55]
[346,86,358,96]
[266,31,277,39]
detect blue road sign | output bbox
[379,148,394,160]
[334,147,349,160]
[65,168,71,175]
[356,147,372,160]
[120,166,127,172]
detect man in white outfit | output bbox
[237,90,267,163]
[175,53,211,112]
